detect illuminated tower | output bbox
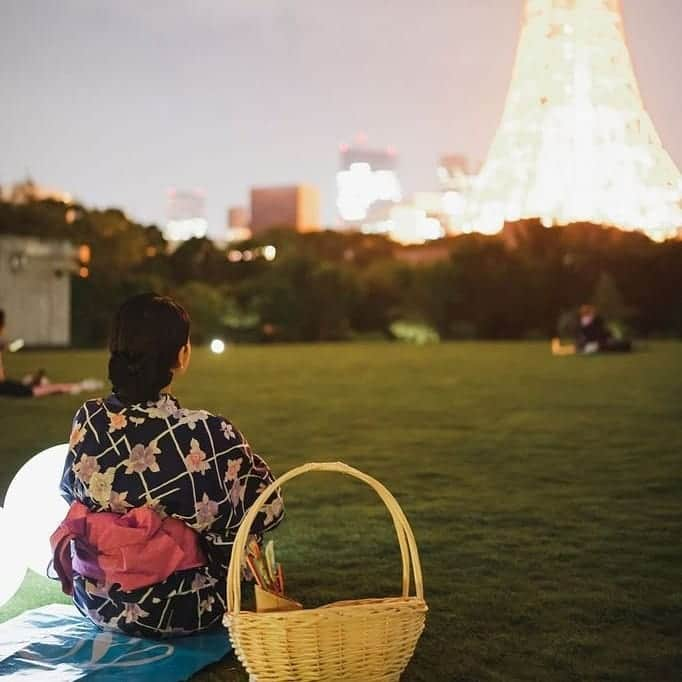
[465,0,682,240]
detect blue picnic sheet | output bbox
[0,604,232,680]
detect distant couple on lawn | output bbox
[49,293,284,637]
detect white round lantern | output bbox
[210,338,226,354]
[0,507,27,608]
[4,443,70,576]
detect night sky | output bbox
[1,1,680,236]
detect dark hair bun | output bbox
[108,293,190,404]
[108,351,173,404]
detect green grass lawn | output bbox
[1,342,681,681]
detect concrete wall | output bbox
[0,237,74,346]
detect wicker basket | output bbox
[224,461,428,682]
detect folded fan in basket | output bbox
[245,537,302,613]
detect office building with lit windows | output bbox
[336,142,402,226]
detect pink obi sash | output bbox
[50,501,207,595]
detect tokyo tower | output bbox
[464,0,682,240]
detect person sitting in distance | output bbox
[576,304,632,353]
[51,293,283,638]
[551,304,632,355]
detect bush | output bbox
[389,320,440,344]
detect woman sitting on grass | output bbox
[53,293,283,637]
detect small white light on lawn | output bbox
[210,339,226,354]
[8,339,25,353]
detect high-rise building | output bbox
[336,141,402,225]
[464,0,682,240]
[228,206,249,230]
[250,185,320,235]
[335,140,451,243]
[225,206,252,243]
[165,188,208,242]
[434,155,478,233]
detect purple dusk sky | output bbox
[1,1,680,236]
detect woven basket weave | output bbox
[224,461,428,682]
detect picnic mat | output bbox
[0,603,232,680]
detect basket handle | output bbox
[226,461,424,615]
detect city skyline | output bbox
[2,1,681,236]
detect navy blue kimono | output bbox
[60,393,283,637]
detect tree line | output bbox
[1,198,681,345]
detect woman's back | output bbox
[64,394,280,530]
[56,294,283,637]
[60,393,282,636]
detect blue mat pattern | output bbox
[0,604,232,680]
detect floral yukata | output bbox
[60,393,283,637]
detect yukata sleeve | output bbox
[201,419,284,572]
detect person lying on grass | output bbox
[51,293,284,637]
[0,308,100,398]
